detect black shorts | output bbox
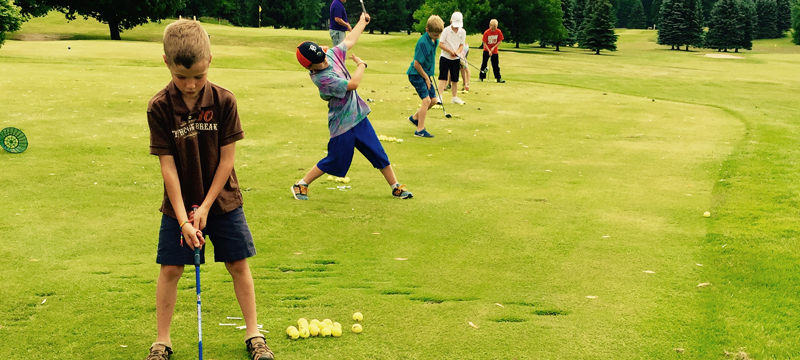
[438,57,461,82]
[156,207,256,265]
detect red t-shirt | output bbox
[148,80,245,218]
[482,29,504,54]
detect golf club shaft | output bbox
[359,0,366,13]
[458,56,485,73]
[192,206,203,360]
[432,84,450,118]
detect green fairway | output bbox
[1,13,798,359]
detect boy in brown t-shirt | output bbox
[145,20,273,360]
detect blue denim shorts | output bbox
[156,207,256,265]
[408,74,436,99]
[316,118,391,177]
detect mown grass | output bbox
[0,12,798,360]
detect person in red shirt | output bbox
[480,19,505,83]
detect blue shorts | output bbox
[408,74,436,99]
[156,207,256,265]
[316,118,391,177]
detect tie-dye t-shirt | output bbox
[309,43,371,138]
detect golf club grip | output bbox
[192,205,201,266]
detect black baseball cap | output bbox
[296,41,328,67]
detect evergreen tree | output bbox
[705,0,746,51]
[775,0,791,34]
[657,0,684,49]
[755,0,779,38]
[684,0,705,48]
[541,0,576,50]
[628,0,648,28]
[740,0,758,47]
[616,0,636,27]
[580,0,618,53]
[574,0,588,28]
[1,0,24,49]
[792,0,800,44]
[650,0,662,26]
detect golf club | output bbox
[191,205,204,360]
[431,86,452,118]
[359,0,367,13]
[457,55,487,74]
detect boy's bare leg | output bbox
[156,265,185,346]
[414,97,434,132]
[300,165,325,184]
[226,259,261,339]
[380,165,398,185]
[450,80,458,98]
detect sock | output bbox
[297,180,308,186]
[391,183,400,189]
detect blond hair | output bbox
[163,19,211,69]
[489,19,498,30]
[426,15,445,35]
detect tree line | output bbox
[0,0,797,48]
[657,0,794,51]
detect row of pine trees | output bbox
[658,0,793,51]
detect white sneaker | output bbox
[451,97,465,105]
[436,95,442,105]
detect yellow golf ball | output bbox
[286,326,298,336]
[289,328,300,339]
[703,211,711,217]
[323,319,333,326]
[333,322,342,329]
[321,327,332,337]
[309,323,320,336]
[326,175,334,181]
[299,327,310,339]
[310,319,320,326]
[298,318,309,327]
[331,326,343,337]
[352,324,363,334]
[352,312,363,321]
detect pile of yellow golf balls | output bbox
[325,175,351,183]
[286,313,364,340]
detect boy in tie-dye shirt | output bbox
[291,12,412,201]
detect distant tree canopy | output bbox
[412,0,491,35]
[541,0,576,50]
[627,0,648,28]
[15,0,185,40]
[792,0,800,44]
[0,0,24,48]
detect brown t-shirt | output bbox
[147,80,245,218]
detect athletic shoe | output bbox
[497,78,505,83]
[291,183,309,200]
[451,97,465,105]
[414,129,434,138]
[436,95,442,105]
[392,184,413,199]
[246,335,274,360]
[408,115,418,127]
[145,343,173,360]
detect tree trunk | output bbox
[596,49,600,54]
[671,45,675,50]
[555,44,560,51]
[685,45,688,51]
[516,40,519,48]
[735,48,738,52]
[109,21,121,40]
[369,29,374,34]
